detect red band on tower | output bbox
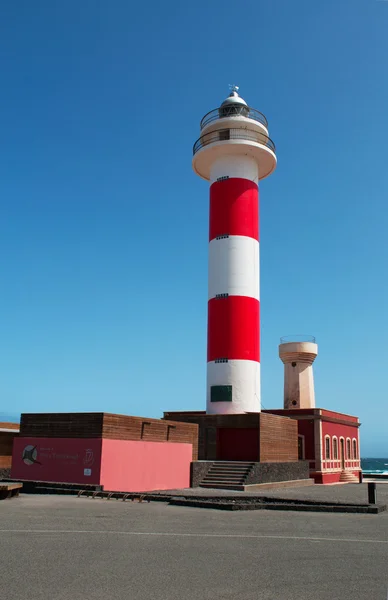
[207,296,260,362]
[209,178,259,242]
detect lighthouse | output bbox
[193,86,277,415]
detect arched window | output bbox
[325,436,331,459]
[353,439,357,459]
[347,438,351,459]
[333,437,338,460]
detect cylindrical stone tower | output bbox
[192,86,277,415]
[279,336,318,409]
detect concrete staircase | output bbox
[339,470,359,483]
[200,462,255,490]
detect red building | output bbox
[11,413,198,493]
[264,408,361,484]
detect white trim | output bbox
[193,138,276,182]
[346,437,351,460]
[332,436,338,460]
[314,417,322,472]
[324,435,331,461]
[352,437,358,460]
[339,436,346,470]
[209,154,259,184]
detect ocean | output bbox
[361,458,388,474]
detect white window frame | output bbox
[339,436,345,467]
[324,435,331,460]
[352,438,358,460]
[346,437,351,460]
[332,436,338,460]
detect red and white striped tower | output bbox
[193,87,277,414]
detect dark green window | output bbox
[210,385,232,402]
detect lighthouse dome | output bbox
[220,89,248,108]
[219,86,249,118]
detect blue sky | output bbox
[0,0,387,456]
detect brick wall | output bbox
[18,413,199,461]
[163,411,298,463]
[164,412,260,460]
[259,412,298,462]
[0,431,19,469]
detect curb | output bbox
[169,498,386,514]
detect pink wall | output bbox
[100,439,192,492]
[11,437,102,485]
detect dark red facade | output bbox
[264,408,361,483]
[217,428,259,461]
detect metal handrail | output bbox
[200,106,268,130]
[280,335,316,344]
[193,128,276,156]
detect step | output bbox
[208,466,252,471]
[209,470,250,474]
[200,483,244,490]
[203,479,245,485]
[340,475,359,481]
[209,465,253,470]
[215,462,255,466]
[208,467,250,474]
[203,473,246,481]
[212,466,253,469]
[204,474,246,479]
[199,462,254,488]
[203,473,246,479]
[203,474,246,480]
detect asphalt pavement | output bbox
[0,494,387,600]
[157,481,388,504]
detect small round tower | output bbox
[279,336,318,409]
[193,86,277,415]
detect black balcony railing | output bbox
[193,128,276,156]
[200,106,268,130]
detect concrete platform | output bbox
[205,478,315,491]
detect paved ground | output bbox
[0,494,387,599]
[156,481,388,505]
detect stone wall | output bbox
[191,461,213,487]
[191,460,309,487]
[244,461,309,485]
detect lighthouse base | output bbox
[162,410,311,489]
[162,411,298,463]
